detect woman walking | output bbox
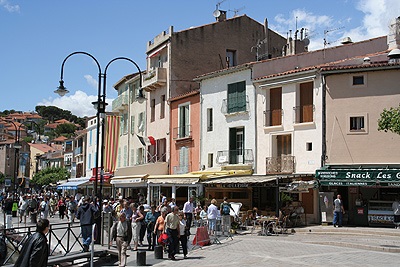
[57,196,67,220]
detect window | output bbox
[306,142,312,151]
[350,116,364,131]
[160,95,165,119]
[88,154,91,169]
[150,99,155,122]
[138,112,145,132]
[208,153,214,168]
[347,113,368,134]
[178,103,190,138]
[295,81,314,123]
[226,49,237,67]
[227,81,246,113]
[207,108,213,131]
[353,76,364,85]
[120,113,128,134]
[117,148,121,168]
[130,115,135,134]
[123,145,128,167]
[89,130,92,146]
[137,147,144,165]
[130,149,135,166]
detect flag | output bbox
[137,134,156,146]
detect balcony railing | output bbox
[216,149,254,165]
[264,109,283,127]
[112,93,129,112]
[293,105,315,123]
[172,125,192,140]
[74,146,82,156]
[173,164,191,174]
[266,155,295,174]
[142,67,167,91]
[221,95,249,115]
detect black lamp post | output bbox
[55,51,142,243]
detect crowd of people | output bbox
[1,190,236,266]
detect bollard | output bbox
[136,250,146,266]
[154,245,163,259]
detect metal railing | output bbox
[221,95,250,115]
[293,105,315,123]
[1,212,114,265]
[173,164,191,174]
[216,149,254,165]
[264,109,283,127]
[172,124,192,140]
[266,155,295,174]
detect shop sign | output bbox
[368,214,394,224]
[357,208,364,215]
[223,183,249,188]
[316,169,400,186]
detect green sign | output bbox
[316,169,400,187]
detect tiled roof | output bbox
[28,143,55,153]
[168,90,199,102]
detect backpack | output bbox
[222,204,231,215]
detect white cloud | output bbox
[271,9,334,50]
[38,90,114,118]
[84,74,98,90]
[343,0,400,41]
[0,0,20,12]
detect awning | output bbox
[57,179,90,190]
[203,175,277,185]
[110,175,148,187]
[316,167,400,187]
[147,174,201,185]
[147,44,167,58]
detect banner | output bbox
[104,115,120,173]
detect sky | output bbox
[1,0,399,117]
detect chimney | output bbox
[217,10,227,22]
[388,16,400,50]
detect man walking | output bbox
[111,213,132,267]
[76,196,99,252]
[220,197,233,235]
[165,206,180,260]
[333,194,345,227]
[18,195,28,224]
[183,197,194,228]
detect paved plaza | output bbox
[4,214,400,267]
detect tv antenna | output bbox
[213,0,227,18]
[323,26,344,58]
[229,6,245,17]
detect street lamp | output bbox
[56,51,143,243]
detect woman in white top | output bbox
[207,199,219,235]
[130,203,144,251]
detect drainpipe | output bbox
[321,74,327,167]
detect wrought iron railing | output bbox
[172,125,192,140]
[221,95,250,115]
[266,155,295,174]
[216,149,254,165]
[264,109,283,127]
[293,105,315,123]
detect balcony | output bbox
[221,95,249,115]
[173,164,191,174]
[142,67,167,91]
[264,109,283,127]
[112,93,129,112]
[293,105,315,123]
[74,146,82,156]
[172,125,192,140]
[266,155,295,174]
[216,149,254,165]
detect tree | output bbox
[32,167,69,187]
[378,104,400,135]
[55,123,77,137]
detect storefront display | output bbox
[368,200,394,226]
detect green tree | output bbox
[55,123,77,137]
[32,167,69,187]
[0,172,5,184]
[378,104,400,135]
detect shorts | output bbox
[19,209,26,216]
